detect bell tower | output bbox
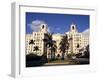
[40,23,48,33]
[70,24,77,33]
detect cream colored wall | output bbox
[25,34,33,54]
[25,23,89,56]
[25,23,48,56]
[66,24,89,54]
[52,34,62,57]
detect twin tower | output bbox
[39,23,77,33]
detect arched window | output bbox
[42,25,44,29]
[72,26,74,30]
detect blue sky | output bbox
[26,12,89,34]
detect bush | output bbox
[26,53,41,61]
[26,53,48,67]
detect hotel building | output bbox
[25,23,48,56]
[66,24,89,54]
[25,23,89,58]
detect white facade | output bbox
[25,23,89,57]
[25,23,48,56]
[66,24,89,54]
[25,34,33,54]
[52,34,62,58]
[52,24,89,56]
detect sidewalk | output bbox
[43,59,77,66]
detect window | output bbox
[77,44,80,48]
[72,26,74,30]
[42,25,44,29]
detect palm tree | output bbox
[84,45,89,58]
[43,33,57,60]
[29,39,35,45]
[43,33,52,59]
[28,39,35,54]
[33,46,39,54]
[50,41,57,59]
[59,34,69,60]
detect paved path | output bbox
[43,60,77,66]
[43,58,89,66]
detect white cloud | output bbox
[28,20,46,32]
[82,29,89,37]
[65,31,70,34]
[28,20,50,32]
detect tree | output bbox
[28,39,35,54]
[44,33,57,60]
[59,34,69,60]
[33,46,39,54]
[50,41,57,59]
[29,40,35,45]
[77,45,89,58]
[84,45,89,58]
